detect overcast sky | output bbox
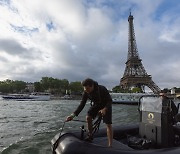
[0,0,180,90]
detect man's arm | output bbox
[66,92,88,122]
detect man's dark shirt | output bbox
[74,82,112,116]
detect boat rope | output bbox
[73,115,102,136]
[92,115,102,136]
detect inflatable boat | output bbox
[51,96,180,154]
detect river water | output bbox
[0,98,139,154]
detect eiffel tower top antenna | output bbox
[129,8,131,16]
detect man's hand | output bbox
[99,107,107,116]
[66,113,75,122]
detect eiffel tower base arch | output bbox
[120,75,161,94]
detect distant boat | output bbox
[60,94,72,99]
[2,92,51,101]
[29,92,51,101]
[110,93,155,105]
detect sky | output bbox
[0,0,180,91]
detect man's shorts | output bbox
[87,105,112,124]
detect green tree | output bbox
[40,77,50,90]
[112,85,129,93]
[13,80,26,92]
[0,81,10,93]
[34,82,43,92]
[0,79,26,93]
[39,77,70,94]
[131,87,142,93]
[112,85,121,93]
[60,79,69,94]
[69,81,83,95]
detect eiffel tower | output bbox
[120,13,161,94]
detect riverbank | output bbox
[50,94,82,100]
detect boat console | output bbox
[139,96,179,148]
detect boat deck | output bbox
[93,137,133,150]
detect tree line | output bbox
[0,77,83,95]
[0,79,26,94]
[0,77,180,94]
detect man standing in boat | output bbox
[66,78,113,147]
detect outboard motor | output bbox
[139,96,177,148]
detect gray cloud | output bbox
[0,38,44,59]
[0,0,180,91]
[0,39,27,55]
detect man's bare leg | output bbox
[86,116,93,138]
[106,124,113,147]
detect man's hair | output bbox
[159,89,168,97]
[82,78,94,87]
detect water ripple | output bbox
[0,99,139,154]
